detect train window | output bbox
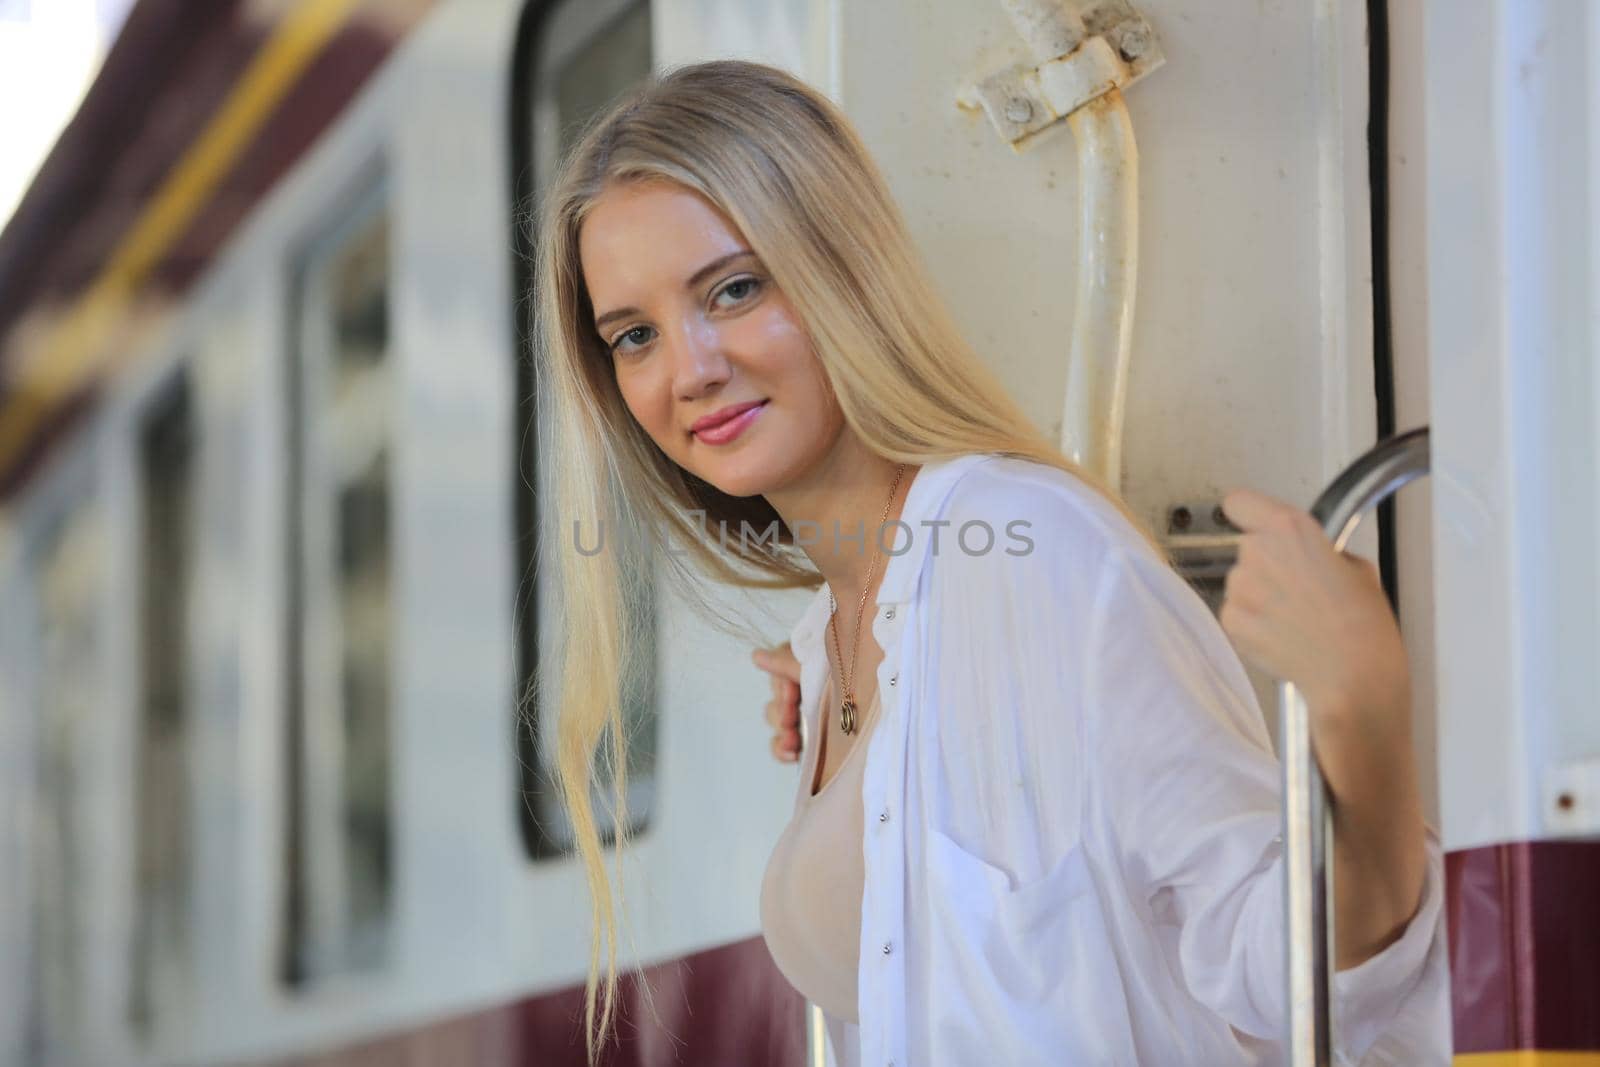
[23,496,100,1063]
[514,0,659,859]
[281,179,395,986]
[129,372,195,1037]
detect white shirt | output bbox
[785,452,1449,1067]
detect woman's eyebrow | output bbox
[592,249,758,334]
[684,248,758,288]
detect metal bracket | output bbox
[1163,500,1241,615]
[960,0,1164,150]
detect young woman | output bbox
[532,59,1448,1066]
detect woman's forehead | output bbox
[579,182,753,295]
[588,181,742,244]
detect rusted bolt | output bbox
[1170,506,1193,532]
[1116,24,1151,61]
[1556,791,1576,812]
[1005,97,1034,124]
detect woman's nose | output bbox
[670,317,732,398]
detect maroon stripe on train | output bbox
[273,935,808,1067]
[0,0,433,496]
[0,0,246,314]
[1447,838,1600,1052]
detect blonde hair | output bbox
[527,58,1166,1062]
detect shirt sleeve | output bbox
[1082,542,1450,1065]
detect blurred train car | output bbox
[0,1,1595,1066]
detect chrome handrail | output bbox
[806,1001,828,1066]
[1281,426,1431,1066]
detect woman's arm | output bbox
[911,462,1446,1062]
[1083,535,1447,1063]
[1217,488,1427,970]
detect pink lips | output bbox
[692,400,768,445]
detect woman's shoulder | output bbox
[952,458,1227,644]
[934,453,1163,579]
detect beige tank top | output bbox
[759,675,883,1023]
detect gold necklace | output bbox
[827,463,907,736]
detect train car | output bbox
[0,1,1593,1065]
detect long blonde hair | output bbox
[528,57,1164,1061]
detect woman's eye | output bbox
[713,276,762,309]
[611,325,654,356]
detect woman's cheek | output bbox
[617,370,677,448]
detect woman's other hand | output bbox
[1219,487,1431,968]
[1217,488,1412,729]
[753,642,803,763]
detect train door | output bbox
[648,1,1441,1061]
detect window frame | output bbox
[280,169,398,988]
[126,367,198,1040]
[509,0,660,861]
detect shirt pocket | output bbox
[920,828,1141,1066]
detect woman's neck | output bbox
[765,439,918,608]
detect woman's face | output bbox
[578,180,842,498]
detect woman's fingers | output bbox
[1220,487,1308,537]
[754,642,804,762]
[769,730,801,763]
[752,642,802,682]
[1219,486,1411,721]
[764,687,798,729]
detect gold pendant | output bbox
[840,696,857,735]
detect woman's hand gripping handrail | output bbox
[1282,426,1431,1067]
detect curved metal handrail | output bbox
[1281,426,1431,1066]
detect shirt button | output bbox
[883,606,895,620]
[882,941,893,956]
[888,673,897,686]
[879,809,889,823]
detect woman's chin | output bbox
[686,453,783,500]
[697,470,764,499]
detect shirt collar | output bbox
[786,451,995,658]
